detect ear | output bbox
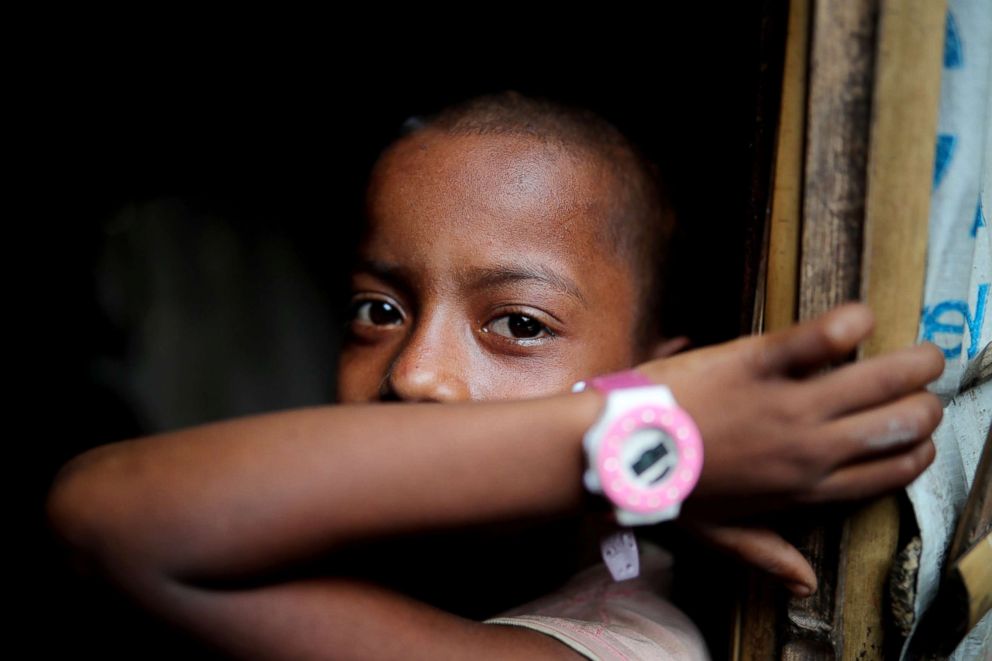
[648,335,692,360]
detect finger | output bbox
[802,342,945,419]
[755,302,875,376]
[649,336,692,360]
[805,435,936,503]
[688,523,817,596]
[821,390,943,464]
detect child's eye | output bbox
[484,313,555,341]
[350,298,405,327]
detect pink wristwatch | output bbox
[573,370,704,580]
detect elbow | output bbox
[47,445,198,624]
[46,444,142,575]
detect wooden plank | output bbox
[840,2,946,658]
[740,0,791,338]
[797,0,876,316]
[856,0,946,358]
[787,1,880,657]
[960,531,992,637]
[762,0,809,337]
[916,401,990,655]
[731,2,794,657]
[920,531,992,656]
[735,0,813,651]
[947,349,992,566]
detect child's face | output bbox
[337,129,648,403]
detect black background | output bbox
[24,9,778,656]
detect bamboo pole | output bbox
[840,2,946,658]
[786,1,880,655]
[763,0,809,337]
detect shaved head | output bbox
[375,90,675,347]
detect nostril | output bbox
[378,387,401,402]
[378,376,401,402]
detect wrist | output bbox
[575,370,704,524]
[569,388,608,429]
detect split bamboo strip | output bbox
[762,0,809,336]
[734,0,809,657]
[840,2,946,658]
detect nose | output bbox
[380,314,471,403]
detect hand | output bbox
[636,302,944,521]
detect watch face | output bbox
[597,403,703,514]
[623,427,679,487]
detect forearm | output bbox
[131,573,583,660]
[47,392,604,582]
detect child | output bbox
[46,91,945,659]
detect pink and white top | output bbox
[483,540,711,660]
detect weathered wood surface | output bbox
[840,2,946,658]
[948,350,992,566]
[736,0,946,658]
[762,0,808,338]
[740,0,790,338]
[788,1,879,658]
[737,0,810,651]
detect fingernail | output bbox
[826,305,870,343]
[787,582,813,597]
[826,318,852,343]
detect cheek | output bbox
[336,345,393,403]
[473,345,633,400]
[479,360,577,399]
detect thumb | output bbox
[684,522,817,596]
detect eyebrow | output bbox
[468,264,588,306]
[353,259,417,297]
[354,259,587,306]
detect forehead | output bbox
[363,129,625,273]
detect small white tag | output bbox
[600,528,640,581]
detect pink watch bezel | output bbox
[596,403,702,514]
[581,369,703,515]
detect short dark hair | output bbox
[389,90,675,348]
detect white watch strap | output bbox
[600,527,640,581]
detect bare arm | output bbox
[113,573,587,660]
[48,393,604,583]
[45,303,945,658]
[49,393,602,659]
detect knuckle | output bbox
[903,441,935,478]
[875,365,909,396]
[894,456,918,484]
[778,390,810,425]
[927,394,944,428]
[743,336,775,374]
[785,442,829,485]
[760,553,787,575]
